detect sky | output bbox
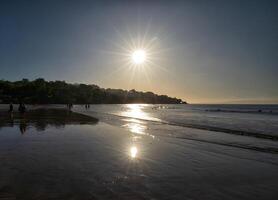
[0,0,277,104]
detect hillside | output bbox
[0,79,186,104]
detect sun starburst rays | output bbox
[101,25,169,90]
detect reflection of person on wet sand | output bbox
[19,119,27,134]
[8,112,14,128]
[9,102,14,119]
[9,102,13,112]
[18,102,27,134]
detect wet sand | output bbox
[0,108,278,199]
[0,108,98,127]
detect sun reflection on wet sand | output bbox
[123,122,146,134]
[122,105,158,160]
[121,105,157,139]
[122,120,155,139]
[130,146,138,158]
[123,118,145,124]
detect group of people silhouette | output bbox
[6,103,93,135]
[8,103,92,113]
[67,103,73,110]
[8,102,27,134]
[9,102,26,114]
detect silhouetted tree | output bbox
[0,78,186,104]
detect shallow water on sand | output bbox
[74,104,278,155]
[74,104,278,137]
[0,109,278,199]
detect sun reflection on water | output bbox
[121,104,159,121]
[130,146,138,158]
[125,104,147,119]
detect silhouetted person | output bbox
[18,103,22,112]
[9,102,13,112]
[9,108,14,126]
[67,103,73,111]
[18,103,26,114]
[8,102,14,119]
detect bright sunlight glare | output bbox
[131,49,146,64]
[130,146,138,158]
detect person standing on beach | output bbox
[18,103,26,114]
[9,102,14,119]
[9,102,13,112]
[67,103,73,111]
[18,103,22,112]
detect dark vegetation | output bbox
[0,78,186,104]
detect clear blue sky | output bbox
[0,0,277,103]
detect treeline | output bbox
[0,78,186,104]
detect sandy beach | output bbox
[0,105,278,199]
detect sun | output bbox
[131,49,146,64]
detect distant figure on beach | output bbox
[18,103,26,114]
[9,102,13,112]
[85,104,90,109]
[67,103,73,110]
